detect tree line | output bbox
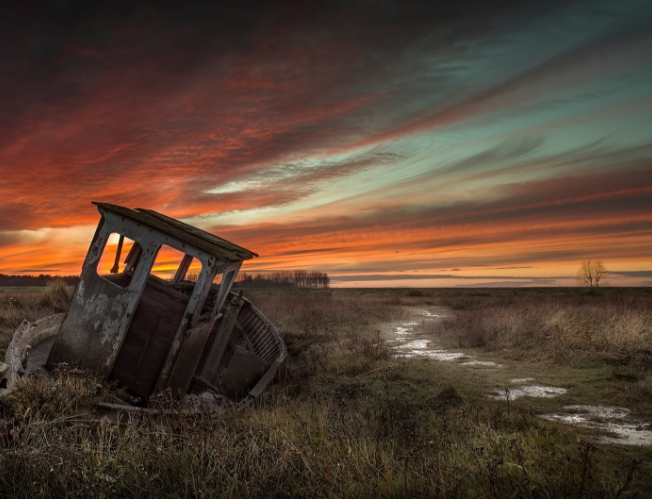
[235,270,330,289]
[0,274,79,287]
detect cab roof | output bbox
[93,202,258,263]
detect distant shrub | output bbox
[433,292,652,356]
[40,278,72,312]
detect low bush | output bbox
[39,278,73,312]
[433,293,652,358]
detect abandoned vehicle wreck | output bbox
[0,202,287,409]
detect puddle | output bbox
[389,312,497,365]
[563,405,629,420]
[396,340,429,350]
[402,349,467,361]
[423,312,444,318]
[510,378,534,384]
[599,424,652,446]
[491,385,567,399]
[462,360,502,368]
[541,405,652,446]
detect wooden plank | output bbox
[256,333,276,357]
[194,313,223,375]
[109,283,187,397]
[135,314,160,372]
[240,329,255,352]
[141,274,192,303]
[123,242,142,271]
[154,257,220,394]
[166,318,216,397]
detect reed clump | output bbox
[39,278,73,312]
[0,366,636,497]
[433,292,652,359]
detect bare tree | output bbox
[576,260,608,287]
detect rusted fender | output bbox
[0,313,64,395]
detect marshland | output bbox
[1,282,651,497]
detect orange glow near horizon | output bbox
[2,201,649,287]
[1,3,651,287]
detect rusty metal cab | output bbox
[44,202,284,401]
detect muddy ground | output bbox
[384,302,652,448]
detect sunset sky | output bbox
[1,0,651,287]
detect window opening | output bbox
[123,242,142,273]
[150,245,199,282]
[173,254,194,283]
[212,269,237,314]
[184,259,202,282]
[97,233,136,276]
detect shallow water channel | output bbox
[390,310,500,366]
[387,308,652,446]
[542,405,652,446]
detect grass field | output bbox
[1,284,651,497]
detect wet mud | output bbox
[385,306,652,446]
[542,405,652,446]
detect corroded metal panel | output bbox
[1,314,64,395]
[109,283,189,397]
[2,201,292,407]
[46,212,159,376]
[47,205,238,379]
[93,202,256,262]
[211,263,242,317]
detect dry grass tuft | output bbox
[0,367,636,498]
[433,292,652,359]
[39,278,73,312]
[0,288,68,358]
[0,287,648,497]
[3,364,99,421]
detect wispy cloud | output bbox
[0,1,651,282]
